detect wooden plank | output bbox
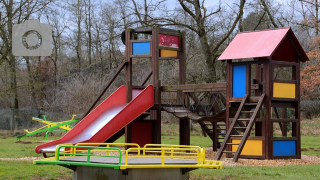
[182,88,226,93]
[273,79,297,83]
[130,39,152,43]
[158,28,181,36]
[271,101,297,108]
[271,60,298,66]
[272,137,298,140]
[230,136,265,140]
[159,57,178,60]
[159,46,181,51]
[161,83,226,91]
[271,97,298,102]
[132,27,152,33]
[130,55,152,58]
[229,60,265,65]
[271,119,298,122]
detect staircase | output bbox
[215,94,266,162]
[197,121,226,148]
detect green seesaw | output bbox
[17,115,79,140]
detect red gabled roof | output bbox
[218,28,309,62]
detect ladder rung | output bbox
[226,143,240,145]
[245,103,257,106]
[237,118,250,121]
[217,128,226,130]
[223,151,236,154]
[218,137,225,139]
[234,127,247,129]
[230,135,243,137]
[241,111,254,113]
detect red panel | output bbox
[131,121,153,147]
[159,34,179,48]
[35,85,154,153]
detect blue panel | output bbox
[232,65,246,97]
[273,140,296,156]
[132,42,150,55]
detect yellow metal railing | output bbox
[35,143,222,169]
[75,143,140,155]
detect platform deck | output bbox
[61,157,197,165]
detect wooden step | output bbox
[223,151,236,154]
[237,118,250,121]
[244,103,257,106]
[233,127,247,129]
[241,111,254,113]
[230,135,243,137]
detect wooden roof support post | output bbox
[125,29,133,145]
[152,27,161,144]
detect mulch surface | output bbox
[205,147,320,166]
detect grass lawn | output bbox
[0,135,319,179]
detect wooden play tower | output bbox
[215,28,309,162]
[121,27,228,149]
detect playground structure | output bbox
[17,115,79,140]
[33,27,308,178]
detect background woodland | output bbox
[1,0,320,132]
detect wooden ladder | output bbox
[215,94,266,162]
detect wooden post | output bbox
[225,61,232,157]
[125,29,133,145]
[152,27,161,144]
[265,60,272,159]
[179,118,190,146]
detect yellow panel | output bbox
[232,139,263,156]
[273,82,295,98]
[160,49,177,57]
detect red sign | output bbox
[159,34,179,48]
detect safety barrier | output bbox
[34,143,222,169]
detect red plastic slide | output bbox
[35,85,154,153]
